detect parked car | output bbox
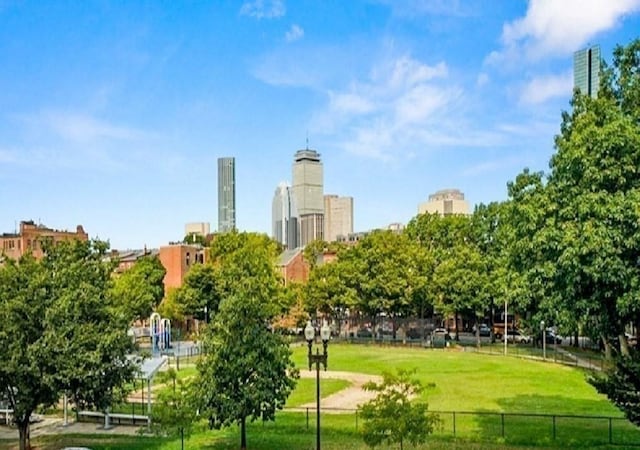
[473,324,491,337]
[507,329,531,344]
[356,327,373,338]
[433,328,451,340]
[540,330,562,344]
[405,327,424,340]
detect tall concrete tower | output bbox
[217,157,236,232]
[272,182,299,250]
[291,149,323,246]
[574,45,601,98]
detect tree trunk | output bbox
[573,328,579,348]
[475,317,481,348]
[18,421,30,450]
[181,427,184,450]
[602,334,612,361]
[240,416,247,450]
[454,311,459,341]
[619,333,630,357]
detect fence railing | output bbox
[284,407,640,447]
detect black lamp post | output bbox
[304,319,331,450]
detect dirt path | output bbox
[295,370,382,414]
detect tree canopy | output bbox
[0,239,137,450]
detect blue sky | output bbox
[1,0,639,249]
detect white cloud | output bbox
[328,92,375,115]
[0,148,16,163]
[519,71,573,105]
[25,111,151,143]
[476,73,489,87]
[240,0,285,19]
[285,24,304,43]
[307,55,491,160]
[493,0,640,61]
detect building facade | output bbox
[291,149,323,246]
[324,194,353,242]
[418,189,470,216]
[185,222,210,237]
[158,243,206,289]
[272,182,299,250]
[574,45,601,98]
[217,157,236,232]
[0,220,88,260]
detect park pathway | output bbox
[294,370,382,413]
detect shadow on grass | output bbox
[462,395,640,448]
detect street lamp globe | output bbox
[305,320,315,342]
[320,321,331,342]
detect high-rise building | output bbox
[324,195,353,242]
[272,182,299,250]
[418,189,470,216]
[574,45,601,98]
[291,149,323,246]
[217,157,236,232]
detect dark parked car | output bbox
[406,327,424,340]
[540,330,562,344]
[356,327,373,338]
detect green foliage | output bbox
[174,263,219,322]
[504,39,640,355]
[590,350,640,426]
[0,239,137,450]
[358,368,438,450]
[208,231,285,317]
[112,255,166,322]
[150,368,197,449]
[196,295,299,449]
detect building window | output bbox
[186,252,190,266]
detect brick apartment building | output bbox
[158,243,207,289]
[0,220,88,260]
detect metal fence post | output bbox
[609,417,612,444]
[306,407,309,430]
[453,412,456,437]
[552,415,556,440]
[355,409,358,431]
[501,413,505,438]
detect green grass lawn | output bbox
[1,343,638,450]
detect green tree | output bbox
[590,350,640,426]
[174,263,219,323]
[0,240,137,450]
[507,39,640,358]
[151,368,197,450]
[196,295,299,450]
[112,255,166,322]
[432,244,488,342]
[195,231,298,449]
[358,369,438,450]
[334,231,430,337]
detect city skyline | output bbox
[1,1,639,249]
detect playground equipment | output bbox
[149,312,171,354]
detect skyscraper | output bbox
[217,157,236,232]
[291,149,323,246]
[574,45,601,98]
[272,182,299,250]
[324,195,353,242]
